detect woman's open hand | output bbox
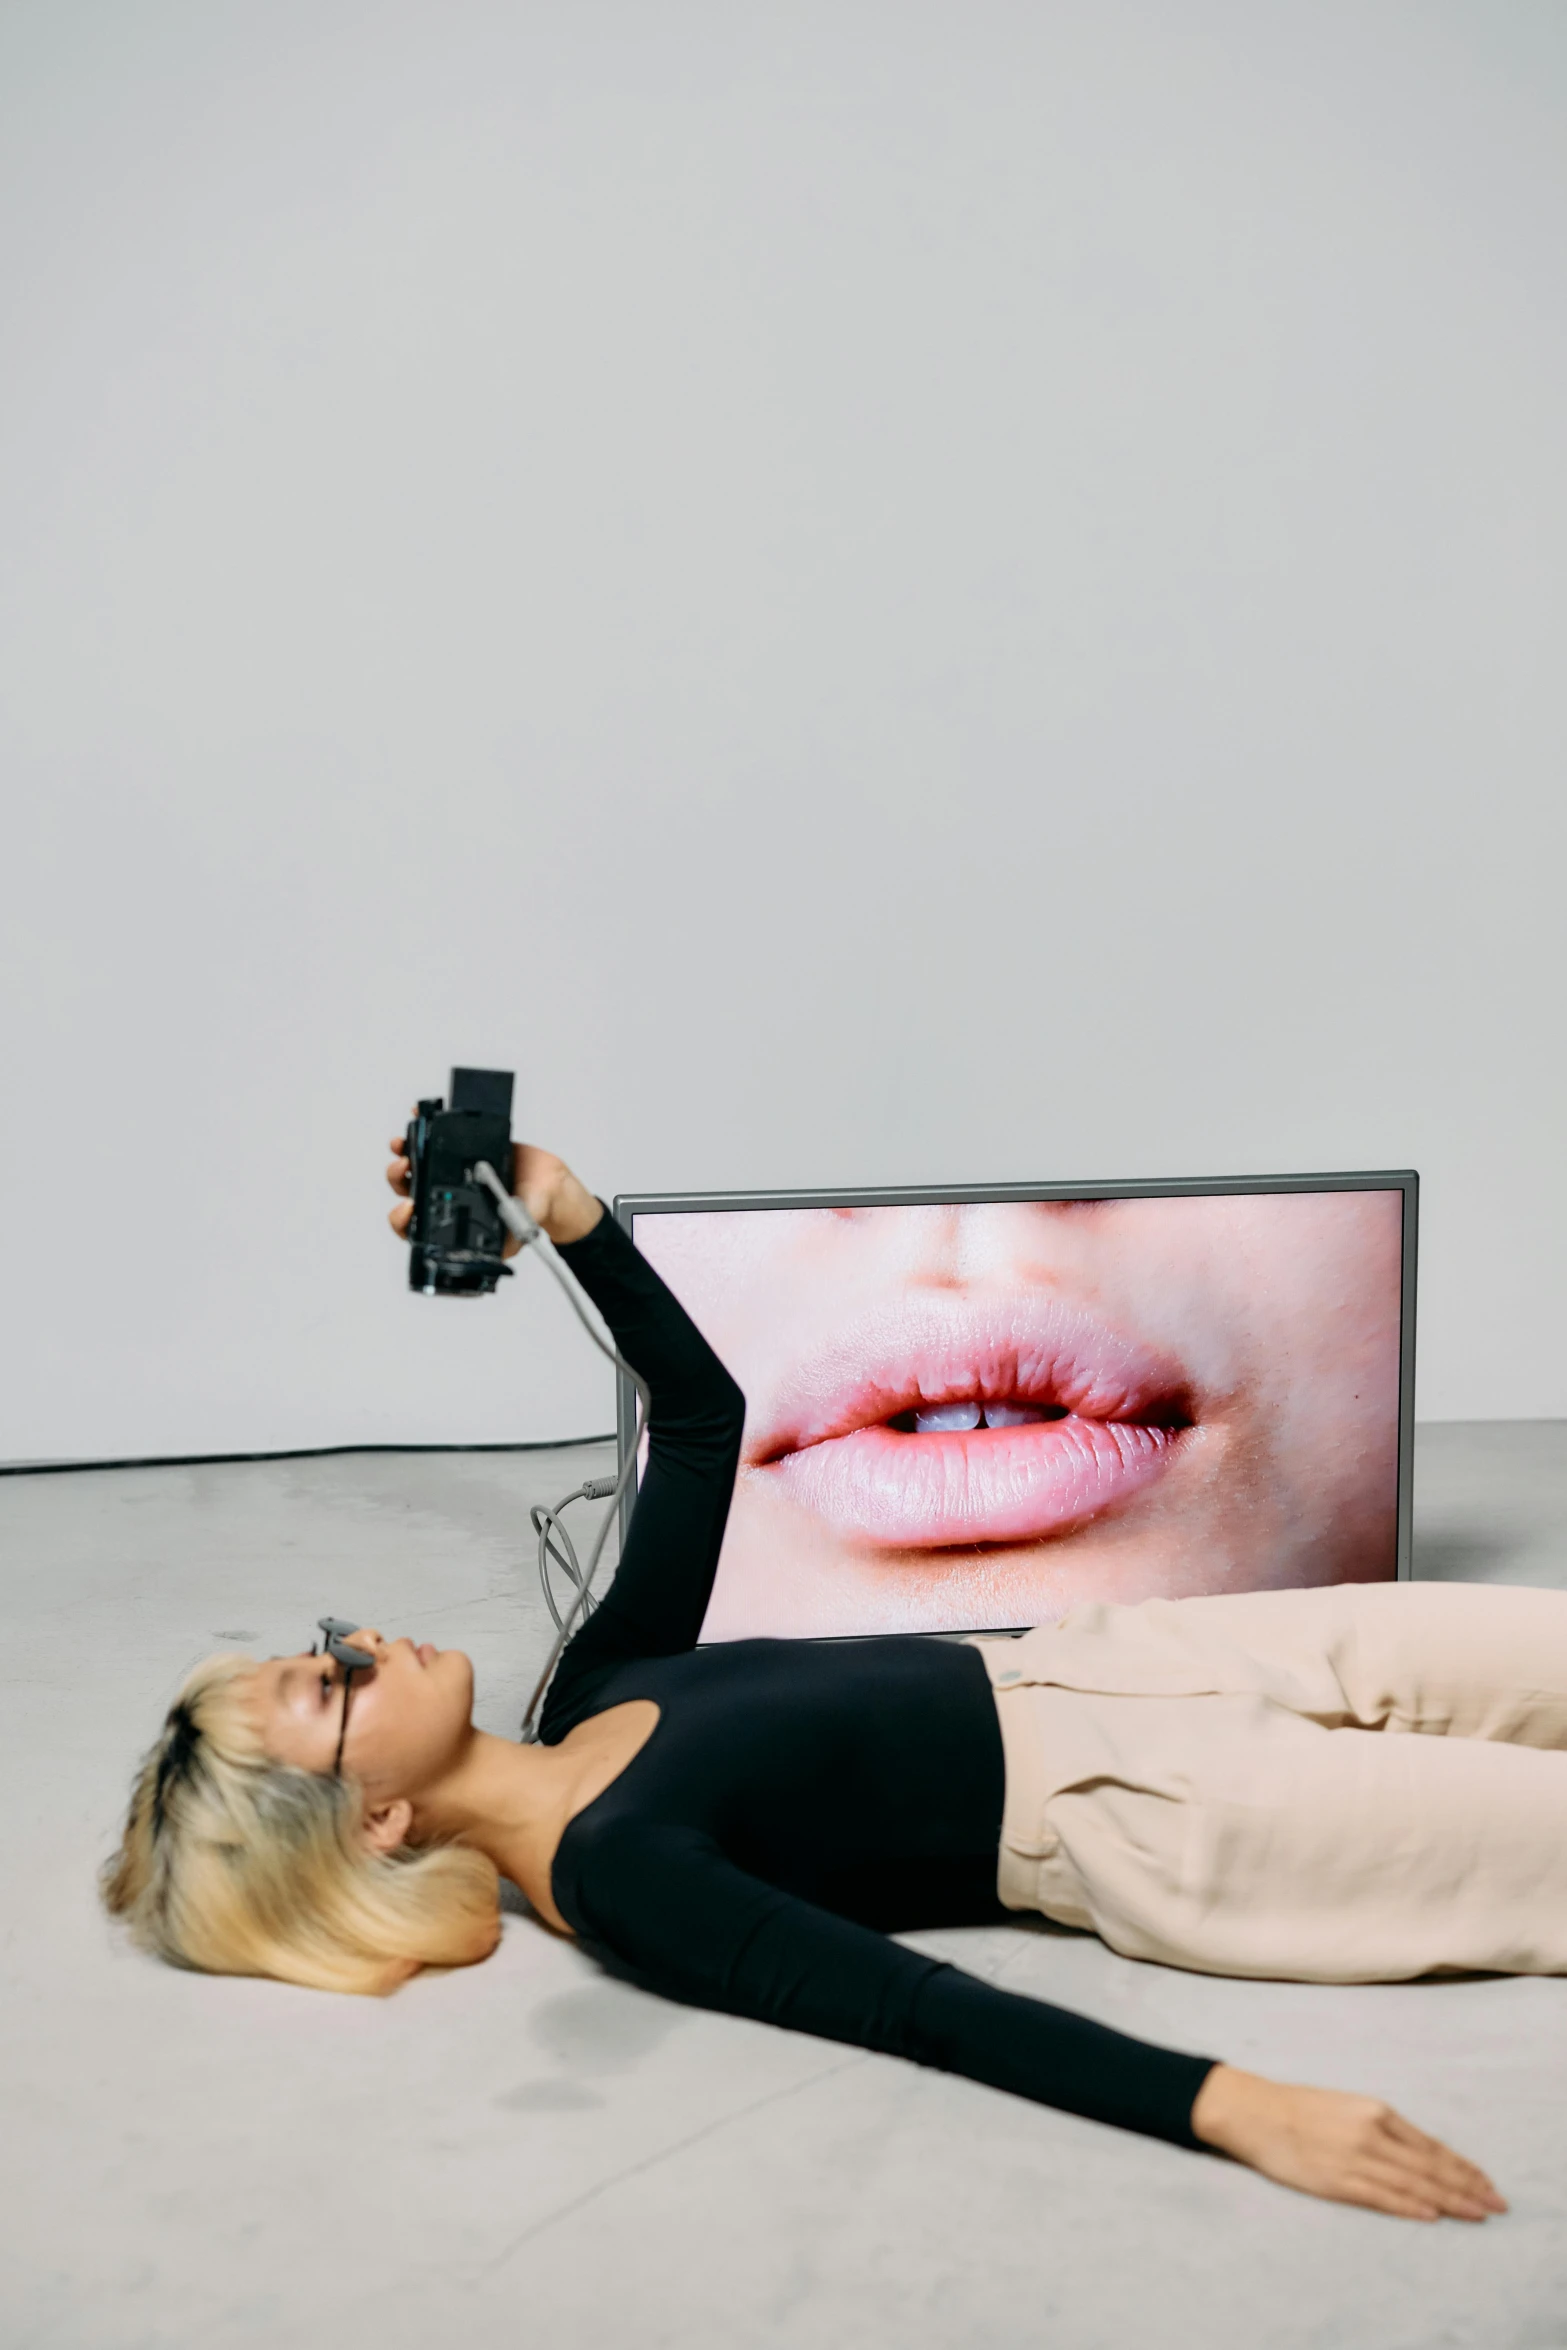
[1190,2064,1506,2221]
[385,1133,603,1251]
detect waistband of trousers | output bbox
[964,1634,1094,1922]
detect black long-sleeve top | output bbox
[539,1211,1217,2148]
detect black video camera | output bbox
[405,1068,516,1296]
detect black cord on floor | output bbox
[0,1435,616,1479]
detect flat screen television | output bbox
[613,1171,1417,1643]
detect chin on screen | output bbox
[616,1174,1416,1643]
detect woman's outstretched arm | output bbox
[566,1816,1506,2221]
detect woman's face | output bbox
[248,1630,475,1798]
[637,1191,1404,1638]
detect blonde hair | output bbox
[102,1653,501,1995]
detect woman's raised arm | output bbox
[387,1135,745,1727]
[539,1204,745,1729]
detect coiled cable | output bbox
[531,1474,620,1630]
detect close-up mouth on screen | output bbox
[617,1174,1416,1643]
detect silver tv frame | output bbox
[612,1168,1420,1611]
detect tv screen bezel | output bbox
[611,1167,1419,1620]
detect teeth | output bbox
[912,1401,984,1434]
[908,1400,1063,1433]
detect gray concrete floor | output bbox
[3,1424,1566,2350]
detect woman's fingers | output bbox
[1333,2105,1502,2223]
[1379,2111,1506,2206]
[1315,2105,1505,2223]
[1368,2117,1506,2215]
[1361,2155,1486,2220]
[1351,2157,1485,2223]
[1343,2170,1441,2221]
[386,1121,413,1237]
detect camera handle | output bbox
[470,1162,651,1742]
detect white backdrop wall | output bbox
[2,0,1564,1459]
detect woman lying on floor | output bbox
[108,1144,1548,2224]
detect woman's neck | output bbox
[412,1728,582,1924]
[409,1706,659,1931]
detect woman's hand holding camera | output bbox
[385,1135,603,1252]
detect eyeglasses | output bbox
[311,1618,376,1775]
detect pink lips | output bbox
[747,1296,1194,1549]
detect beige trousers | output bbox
[968,1581,1567,1982]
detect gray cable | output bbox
[531,1475,619,1630]
[471,1162,649,1741]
